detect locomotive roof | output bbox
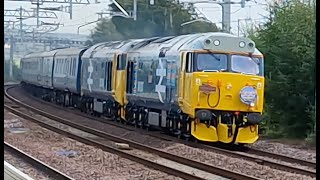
[81,32,262,59]
[127,32,262,56]
[93,39,144,57]
[82,42,119,58]
[55,47,87,56]
[23,49,59,59]
[179,32,262,55]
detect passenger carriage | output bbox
[52,47,87,106]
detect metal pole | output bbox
[221,0,231,33]
[9,35,14,79]
[32,28,35,48]
[36,0,40,27]
[133,0,137,21]
[77,26,81,34]
[77,20,99,34]
[170,9,173,28]
[164,8,167,31]
[69,0,73,19]
[237,19,240,36]
[19,6,23,39]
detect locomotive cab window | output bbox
[231,55,260,75]
[194,53,227,72]
[117,54,127,70]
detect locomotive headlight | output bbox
[226,83,232,90]
[213,40,220,46]
[239,41,246,48]
[239,86,257,105]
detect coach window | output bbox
[47,59,50,72]
[117,54,126,70]
[58,59,62,74]
[72,58,75,76]
[71,58,75,76]
[62,59,64,74]
[57,59,60,74]
[63,58,66,74]
[69,58,73,76]
[59,59,61,74]
[55,59,58,73]
[66,58,69,74]
[54,60,57,73]
[56,59,59,74]
[74,58,77,76]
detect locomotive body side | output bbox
[122,32,265,144]
[122,34,210,129]
[80,40,142,116]
[52,47,86,94]
[80,42,110,98]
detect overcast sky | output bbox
[4,0,271,36]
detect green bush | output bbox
[252,1,315,139]
[4,60,21,82]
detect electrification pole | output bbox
[9,35,14,79]
[5,0,92,20]
[37,0,40,27]
[221,0,231,32]
[19,6,23,38]
[133,0,137,21]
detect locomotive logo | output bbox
[87,59,93,92]
[155,58,167,103]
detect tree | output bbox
[90,0,219,43]
[252,1,316,138]
[90,18,125,43]
[4,60,21,82]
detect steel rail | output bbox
[4,141,73,180]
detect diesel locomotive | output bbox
[20,32,265,145]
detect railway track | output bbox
[4,141,73,180]
[5,84,316,178]
[18,85,317,171]
[5,84,259,180]
[243,147,316,168]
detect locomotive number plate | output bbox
[199,84,216,93]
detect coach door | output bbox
[178,52,185,104]
[126,60,134,94]
[112,53,127,106]
[178,52,193,115]
[124,53,139,105]
[105,54,113,92]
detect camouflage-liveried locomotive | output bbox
[21,32,265,145]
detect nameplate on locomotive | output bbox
[199,84,216,94]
